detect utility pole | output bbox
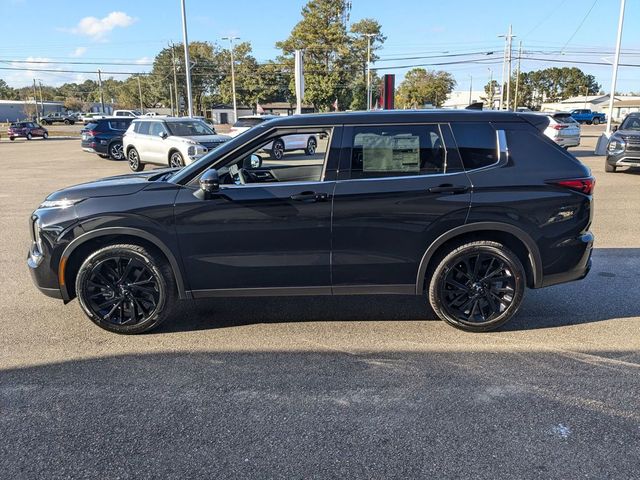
[97,69,105,113]
[364,33,376,110]
[499,25,515,110]
[169,83,174,116]
[137,76,144,114]
[514,41,523,110]
[583,86,589,109]
[468,75,473,105]
[487,68,493,109]
[37,80,44,117]
[32,79,39,120]
[606,0,625,135]
[170,43,180,115]
[498,37,507,110]
[222,36,240,123]
[180,0,194,117]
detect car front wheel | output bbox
[42,132,48,139]
[428,240,525,332]
[26,133,32,140]
[305,137,317,155]
[127,147,144,172]
[169,151,185,168]
[270,140,285,160]
[75,244,176,334]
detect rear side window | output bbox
[350,124,458,178]
[135,121,151,135]
[108,120,130,131]
[233,118,264,128]
[451,122,498,170]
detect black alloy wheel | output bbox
[128,147,144,172]
[109,142,124,160]
[429,241,525,332]
[305,137,317,155]
[169,151,184,168]
[271,140,285,160]
[75,244,176,334]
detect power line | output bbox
[559,0,599,55]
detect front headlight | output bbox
[187,145,196,156]
[607,138,626,155]
[39,198,84,209]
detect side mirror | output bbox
[612,125,618,132]
[159,131,168,139]
[242,154,262,170]
[199,169,220,199]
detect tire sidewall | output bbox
[128,148,143,171]
[272,140,284,160]
[428,242,525,332]
[109,141,124,160]
[306,137,317,155]
[170,151,184,167]
[75,246,169,334]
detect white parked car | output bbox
[123,117,231,171]
[113,110,142,117]
[538,112,581,149]
[262,134,319,160]
[228,115,279,137]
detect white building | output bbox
[442,90,490,109]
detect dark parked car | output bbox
[7,122,48,140]
[40,112,76,125]
[81,117,134,160]
[28,110,594,334]
[606,112,640,172]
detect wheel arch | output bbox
[415,222,543,294]
[59,227,189,302]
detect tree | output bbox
[481,80,499,109]
[0,79,15,100]
[64,97,84,111]
[396,68,456,108]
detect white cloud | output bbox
[70,47,88,57]
[135,57,151,65]
[68,12,136,41]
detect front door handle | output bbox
[290,191,329,203]
[428,184,470,194]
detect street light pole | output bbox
[180,0,194,117]
[97,69,105,113]
[606,0,626,135]
[487,68,493,109]
[137,76,144,114]
[222,36,240,123]
[37,80,44,117]
[468,75,473,105]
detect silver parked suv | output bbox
[123,117,231,171]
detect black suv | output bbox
[28,111,594,334]
[606,112,640,172]
[81,117,134,160]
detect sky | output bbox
[0,0,638,94]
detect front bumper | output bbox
[607,152,640,167]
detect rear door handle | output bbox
[290,191,329,203]
[428,184,470,194]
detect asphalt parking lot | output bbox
[1,127,639,479]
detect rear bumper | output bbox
[554,136,580,147]
[540,232,593,288]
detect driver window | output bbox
[223,130,331,186]
[149,122,167,137]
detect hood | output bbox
[616,129,640,138]
[177,134,231,144]
[46,168,179,201]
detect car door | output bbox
[173,127,341,296]
[146,121,170,165]
[330,123,472,293]
[133,121,153,163]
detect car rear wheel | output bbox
[428,240,525,332]
[26,133,32,140]
[64,119,71,125]
[270,139,285,160]
[109,142,124,160]
[169,151,185,168]
[605,161,617,173]
[305,137,317,155]
[42,132,48,139]
[75,244,176,334]
[127,147,144,172]
[9,137,14,141]
[592,118,600,125]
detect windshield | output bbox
[166,120,215,136]
[233,118,265,128]
[620,116,640,131]
[553,113,577,124]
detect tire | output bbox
[586,120,592,125]
[592,117,600,126]
[109,141,124,160]
[64,119,71,125]
[428,240,525,332]
[305,137,317,155]
[42,132,48,140]
[75,244,176,334]
[127,147,144,172]
[605,161,617,173]
[270,139,285,160]
[169,151,184,168]
[9,137,14,141]
[26,132,32,140]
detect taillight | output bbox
[86,130,97,137]
[551,124,567,130]
[548,177,595,195]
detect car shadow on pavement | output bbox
[157,248,640,334]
